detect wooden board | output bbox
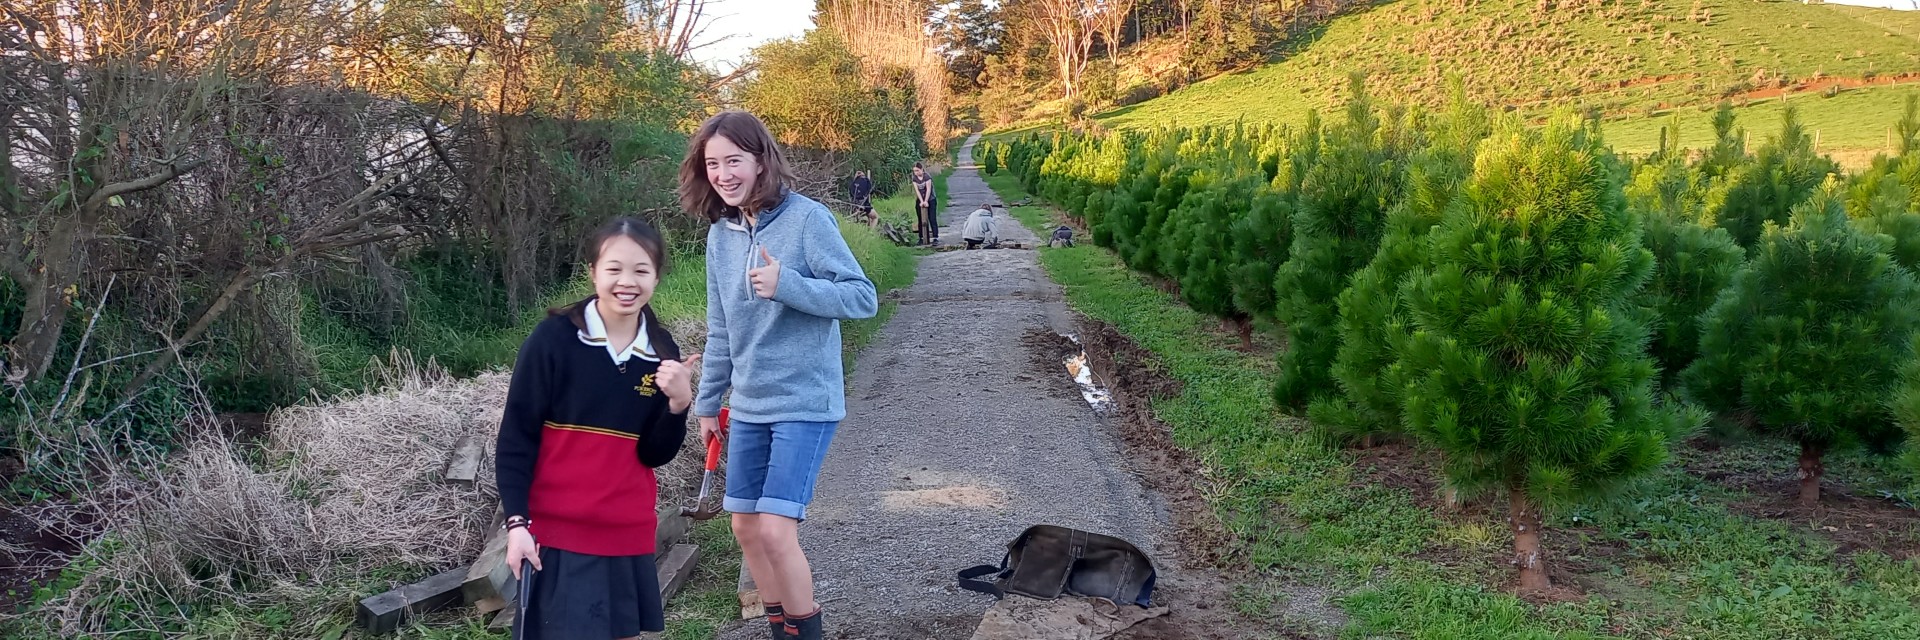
[739,563,762,620]
[474,595,507,615]
[444,435,482,486]
[355,567,468,634]
[655,504,689,555]
[655,543,701,602]
[489,607,514,630]
[465,503,686,608]
[462,528,512,605]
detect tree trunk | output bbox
[1509,487,1549,593]
[7,217,84,384]
[1236,316,1254,351]
[1798,441,1826,507]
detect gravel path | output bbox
[723,135,1173,640]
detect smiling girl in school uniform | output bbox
[495,217,696,640]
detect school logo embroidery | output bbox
[637,374,658,397]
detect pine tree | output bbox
[1179,128,1262,337]
[1313,84,1487,445]
[982,140,1000,175]
[1683,189,1920,506]
[1139,154,1197,276]
[1272,76,1410,410]
[1636,210,1744,386]
[1845,153,1920,270]
[1711,107,1838,248]
[1393,116,1699,592]
[1844,104,1920,270]
[1700,101,1748,180]
[1624,121,1747,386]
[1228,118,1317,331]
[1892,335,1920,478]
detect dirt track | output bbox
[797,135,1166,639]
[715,136,1160,639]
[715,135,1292,640]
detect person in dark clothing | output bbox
[495,216,696,640]
[912,163,937,245]
[848,171,873,220]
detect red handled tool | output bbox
[681,407,727,521]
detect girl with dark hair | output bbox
[911,162,937,245]
[680,110,877,640]
[494,216,695,640]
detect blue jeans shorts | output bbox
[723,420,839,521]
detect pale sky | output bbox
[688,0,817,73]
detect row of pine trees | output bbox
[979,79,1920,591]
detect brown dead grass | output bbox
[11,347,710,636]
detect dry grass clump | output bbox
[15,344,710,636]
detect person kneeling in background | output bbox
[1049,225,1074,248]
[962,203,997,250]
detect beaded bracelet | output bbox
[503,515,532,531]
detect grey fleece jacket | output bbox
[694,191,878,423]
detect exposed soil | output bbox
[0,502,83,615]
[1733,72,1920,102]
[1062,321,1327,638]
[1679,441,1920,561]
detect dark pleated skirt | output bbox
[515,547,664,640]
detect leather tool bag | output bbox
[957,525,1156,608]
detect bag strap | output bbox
[957,564,1008,600]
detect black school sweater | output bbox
[494,299,687,556]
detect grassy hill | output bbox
[1094,0,1920,164]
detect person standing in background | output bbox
[849,170,873,225]
[912,163,937,246]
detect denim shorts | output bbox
[723,420,839,521]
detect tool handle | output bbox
[706,409,725,468]
[513,557,534,639]
[703,431,722,471]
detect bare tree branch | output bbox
[78,157,210,214]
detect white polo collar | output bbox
[579,298,657,365]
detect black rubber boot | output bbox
[764,603,785,639]
[783,607,823,640]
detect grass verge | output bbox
[984,171,1920,639]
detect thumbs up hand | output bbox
[747,246,781,299]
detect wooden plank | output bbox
[464,504,683,609]
[462,528,512,605]
[655,543,701,602]
[444,435,482,486]
[355,567,468,634]
[655,503,689,553]
[485,551,520,609]
[483,544,696,631]
[738,563,762,620]
[475,595,507,615]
